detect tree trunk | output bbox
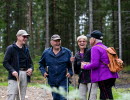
[45,0,49,48]
[118,0,122,59]
[73,0,77,53]
[89,0,93,33]
[3,0,11,52]
[27,0,34,57]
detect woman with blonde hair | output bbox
[71,35,97,100]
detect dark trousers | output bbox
[51,80,68,100]
[98,78,116,100]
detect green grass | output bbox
[96,88,130,100]
[67,87,130,100]
[28,82,43,87]
[0,82,8,86]
[0,53,8,82]
[112,88,130,100]
[123,65,130,71]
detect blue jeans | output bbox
[51,80,68,100]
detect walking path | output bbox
[0,86,52,100]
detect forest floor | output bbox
[0,71,130,100]
[1,84,130,100]
[0,86,53,100]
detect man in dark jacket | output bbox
[39,34,73,100]
[3,30,33,100]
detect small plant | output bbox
[40,84,80,100]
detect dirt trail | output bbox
[0,86,52,100]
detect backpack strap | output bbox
[96,45,107,50]
[100,60,107,65]
[95,45,108,65]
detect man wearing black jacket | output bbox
[3,30,33,100]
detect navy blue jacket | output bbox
[39,47,73,85]
[3,44,33,82]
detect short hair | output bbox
[77,35,87,42]
[95,39,102,43]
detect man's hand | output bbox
[26,68,33,76]
[66,73,71,78]
[70,57,75,62]
[12,71,18,78]
[43,72,48,78]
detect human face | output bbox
[78,38,87,49]
[50,39,61,49]
[89,37,96,46]
[17,35,29,45]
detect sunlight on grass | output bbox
[119,93,130,100]
[113,88,130,100]
[40,84,80,99]
[0,82,8,86]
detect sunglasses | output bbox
[22,36,29,39]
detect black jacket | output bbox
[3,44,33,82]
[74,48,91,83]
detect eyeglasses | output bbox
[22,36,29,39]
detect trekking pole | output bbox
[71,52,76,88]
[16,77,22,100]
[43,66,49,100]
[66,69,69,100]
[43,77,47,100]
[71,52,77,100]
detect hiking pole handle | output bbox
[71,52,76,88]
[71,52,75,75]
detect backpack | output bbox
[96,45,123,72]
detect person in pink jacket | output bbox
[81,30,119,100]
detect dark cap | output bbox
[87,30,103,40]
[51,34,61,40]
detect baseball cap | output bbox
[87,30,103,40]
[16,30,30,36]
[51,34,61,40]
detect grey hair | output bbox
[77,35,87,42]
[95,39,102,42]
